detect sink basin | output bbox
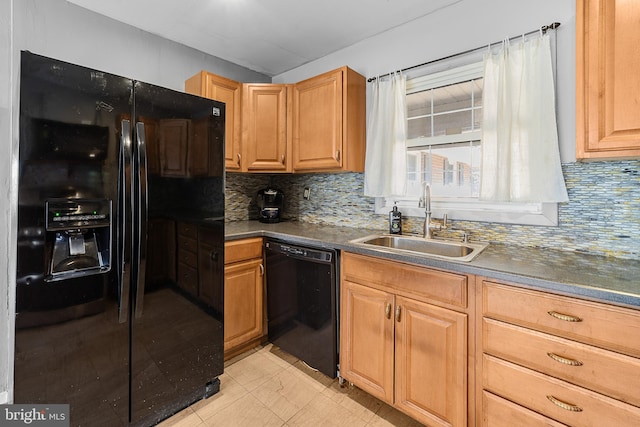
[349,234,488,262]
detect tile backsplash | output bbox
[225,160,640,260]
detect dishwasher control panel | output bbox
[265,241,333,262]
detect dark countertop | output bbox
[223,220,640,310]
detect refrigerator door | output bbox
[16,52,132,425]
[129,82,225,426]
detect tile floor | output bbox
[159,344,424,427]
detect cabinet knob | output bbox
[335,150,341,161]
[281,154,285,164]
[395,305,402,322]
[210,251,219,261]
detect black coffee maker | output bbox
[256,188,284,223]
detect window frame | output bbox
[374,62,560,226]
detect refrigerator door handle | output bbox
[134,121,148,319]
[118,120,133,323]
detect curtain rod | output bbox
[367,22,561,82]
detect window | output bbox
[375,62,559,226]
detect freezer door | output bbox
[129,81,225,426]
[15,51,132,426]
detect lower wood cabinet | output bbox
[224,238,264,358]
[482,391,568,427]
[340,252,470,427]
[480,280,640,426]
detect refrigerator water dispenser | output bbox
[45,198,112,281]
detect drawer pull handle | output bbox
[547,311,583,322]
[547,352,584,366]
[259,264,264,276]
[385,303,392,319]
[395,306,402,322]
[546,395,583,412]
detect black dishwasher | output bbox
[264,239,338,378]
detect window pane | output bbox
[408,116,432,139]
[407,141,481,198]
[433,109,472,136]
[408,79,482,141]
[407,91,432,139]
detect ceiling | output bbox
[67,0,462,77]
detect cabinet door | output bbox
[577,0,640,159]
[293,69,343,171]
[395,296,467,427]
[224,258,263,352]
[242,84,291,172]
[340,280,394,403]
[185,72,242,170]
[159,119,189,177]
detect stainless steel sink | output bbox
[349,234,488,262]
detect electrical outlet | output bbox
[303,187,311,200]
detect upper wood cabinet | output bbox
[185,71,242,170]
[242,84,292,172]
[576,0,640,159]
[184,66,366,173]
[293,66,366,172]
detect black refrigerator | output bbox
[14,51,225,426]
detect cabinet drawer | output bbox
[178,247,197,268]
[177,222,197,238]
[225,238,262,265]
[482,391,568,427]
[177,262,198,295]
[483,354,640,427]
[483,318,640,407]
[343,252,467,308]
[483,281,640,357]
[177,234,197,253]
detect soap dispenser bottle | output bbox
[389,203,402,234]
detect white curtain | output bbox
[480,34,569,203]
[364,72,407,197]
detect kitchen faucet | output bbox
[418,182,445,239]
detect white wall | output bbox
[1,0,270,403]
[0,0,15,406]
[273,0,576,163]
